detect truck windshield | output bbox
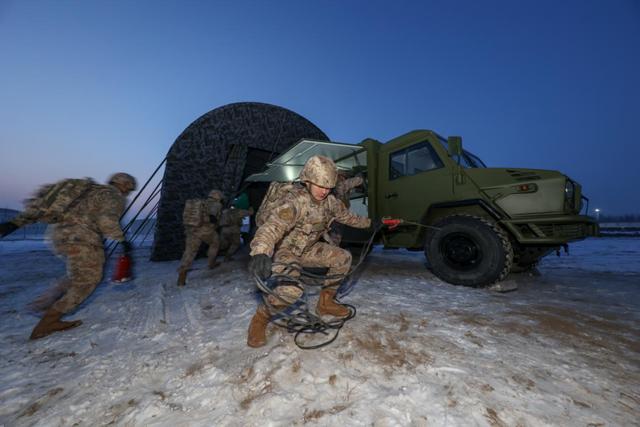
[437,138,487,168]
[464,151,487,168]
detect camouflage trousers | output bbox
[220,227,242,259]
[272,242,352,288]
[179,226,220,270]
[50,243,105,314]
[263,242,352,309]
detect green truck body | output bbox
[247,129,598,287]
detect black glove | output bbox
[249,254,272,280]
[121,240,133,255]
[209,215,218,224]
[0,222,19,238]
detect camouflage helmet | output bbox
[208,189,223,201]
[299,155,338,188]
[108,172,137,192]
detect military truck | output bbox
[245,130,598,287]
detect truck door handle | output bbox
[385,192,398,199]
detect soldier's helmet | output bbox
[299,155,338,188]
[208,189,224,201]
[108,173,137,192]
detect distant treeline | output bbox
[598,214,640,223]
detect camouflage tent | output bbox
[151,102,328,261]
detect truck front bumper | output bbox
[500,215,599,244]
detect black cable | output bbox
[139,205,159,245]
[129,199,160,246]
[120,157,166,221]
[252,221,385,349]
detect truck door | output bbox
[378,140,450,247]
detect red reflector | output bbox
[382,218,402,230]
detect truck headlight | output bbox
[564,179,576,209]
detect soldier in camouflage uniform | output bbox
[219,206,253,261]
[246,156,371,348]
[327,173,365,246]
[177,189,223,287]
[0,173,136,340]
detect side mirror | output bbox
[447,136,463,156]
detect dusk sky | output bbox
[1,0,638,215]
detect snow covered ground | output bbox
[0,238,638,426]
[599,222,640,238]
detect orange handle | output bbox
[382,218,403,230]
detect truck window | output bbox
[390,142,444,180]
[437,139,487,168]
[464,151,487,168]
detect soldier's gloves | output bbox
[0,222,19,238]
[249,254,272,280]
[121,240,133,255]
[209,215,218,224]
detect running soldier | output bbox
[219,205,253,261]
[0,173,137,340]
[177,189,223,287]
[246,156,372,348]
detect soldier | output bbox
[219,205,254,261]
[327,172,365,246]
[177,189,223,287]
[246,155,372,348]
[0,172,137,340]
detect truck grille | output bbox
[534,223,585,239]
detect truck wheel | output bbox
[425,215,513,287]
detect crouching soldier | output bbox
[246,156,372,348]
[219,205,254,261]
[177,189,223,287]
[0,173,137,340]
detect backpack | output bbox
[255,182,299,227]
[219,209,234,228]
[23,178,96,224]
[182,199,207,227]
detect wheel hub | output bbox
[440,233,482,271]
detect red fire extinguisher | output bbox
[112,254,133,283]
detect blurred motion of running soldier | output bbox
[0,172,137,340]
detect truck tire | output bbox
[425,215,513,287]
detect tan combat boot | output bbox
[177,268,188,287]
[29,308,82,340]
[317,288,350,317]
[247,305,271,348]
[208,259,220,269]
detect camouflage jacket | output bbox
[250,185,371,257]
[13,184,126,247]
[220,208,252,232]
[183,199,222,232]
